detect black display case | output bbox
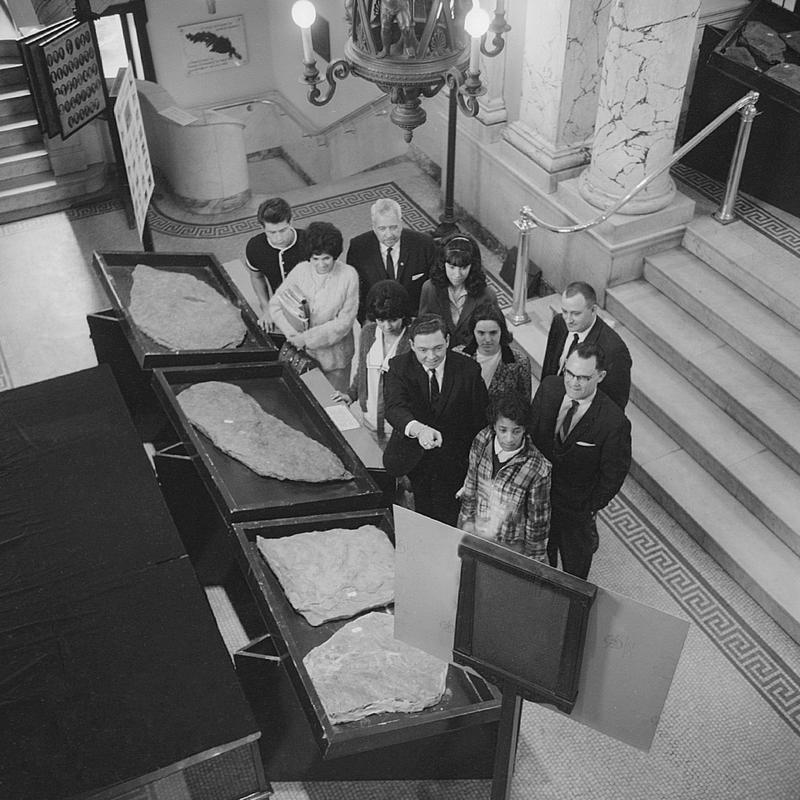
[232,510,502,780]
[88,251,277,441]
[682,1,800,216]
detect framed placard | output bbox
[42,21,106,139]
[179,15,248,76]
[112,65,154,241]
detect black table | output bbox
[0,367,267,800]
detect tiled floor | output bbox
[1,160,799,799]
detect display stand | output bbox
[452,535,598,800]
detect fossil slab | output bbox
[258,526,394,626]
[178,381,352,482]
[303,612,449,724]
[129,264,247,350]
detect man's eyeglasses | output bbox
[563,369,596,385]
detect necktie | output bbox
[429,369,440,406]
[385,247,395,280]
[559,333,580,375]
[558,400,579,444]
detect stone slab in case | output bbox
[90,250,277,370]
[232,510,501,779]
[152,361,384,524]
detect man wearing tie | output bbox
[346,198,436,324]
[528,342,631,579]
[540,281,632,410]
[383,314,488,526]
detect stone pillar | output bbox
[578,0,701,214]
[503,0,613,186]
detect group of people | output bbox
[245,195,633,580]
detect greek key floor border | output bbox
[672,163,800,257]
[605,489,800,737]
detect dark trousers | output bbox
[547,505,594,580]
[408,453,463,528]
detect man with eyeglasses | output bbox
[528,341,631,579]
[245,197,309,329]
[541,281,632,410]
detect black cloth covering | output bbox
[0,366,257,800]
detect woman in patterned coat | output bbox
[462,302,532,402]
[457,392,551,561]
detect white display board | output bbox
[393,506,690,752]
[112,65,154,242]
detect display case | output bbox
[682,1,800,216]
[707,0,800,112]
[232,510,502,780]
[152,362,384,523]
[88,251,277,441]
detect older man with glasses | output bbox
[528,341,631,579]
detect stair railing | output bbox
[507,90,759,326]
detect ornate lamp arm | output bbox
[445,67,485,118]
[302,58,352,107]
[481,13,511,57]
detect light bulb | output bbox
[292,0,316,29]
[464,7,490,38]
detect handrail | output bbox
[517,90,759,235]
[506,90,760,325]
[210,93,389,139]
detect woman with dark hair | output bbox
[418,232,496,349]
[457,392,551,561]
[463,302,532,401]
[331,280,412,440]
[269,221,359,393]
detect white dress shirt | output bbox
[558,316,597,372]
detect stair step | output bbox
[0,144,49,179]
[684,215,800,331]
[607,279,800,475]
[623,325,800,557]
[645,247,800,404]
[0,114,40,146]
[0,162,107,217]
[0,59,24,87]
[627,403,800,647]
[0,85,33,117]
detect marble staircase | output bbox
[519,214,800,646]
[0,39,106,222]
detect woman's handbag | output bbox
[278,340,320,375]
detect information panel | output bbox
[42,21,106,139]
[112,64,154,241]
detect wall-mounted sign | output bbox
[179,15,248,76]
[42,21,106,139]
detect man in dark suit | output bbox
[346,198,436,324]
[529,342,631,579]
[383,314,488,527]
[541,281,632,410]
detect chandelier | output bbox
[291,0,510,142]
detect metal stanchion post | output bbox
[506,214,536,326]
[713,94,759,225]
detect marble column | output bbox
[503,0,613,182]
[578,0,701,214]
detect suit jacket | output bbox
[528,375,631,516]
[346,228,436,323]
[418,281,497,350]
[382,349,488,478]
[541,314,632,409]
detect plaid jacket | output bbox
[458,426,551,561]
